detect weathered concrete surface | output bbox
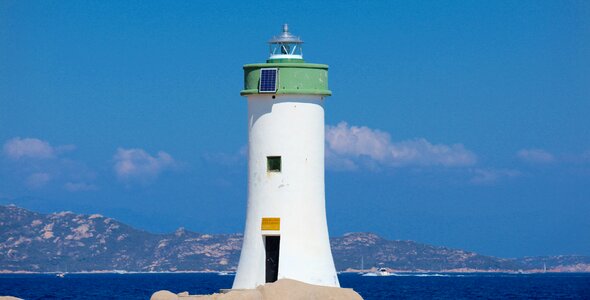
[151,279,363,300]
[151,290,180,300]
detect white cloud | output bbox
[64,182,98,192]
[3,137,56,160]
[470,168,521,184]
[203,145,247,167]
[517,149,555,164]
[25,172,52,188]
[113,148,175,183]
[1,137,96,190]
[325,122,477,170]
[325,148,359,171]
[2,137,76,161]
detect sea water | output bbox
[1,273,589,299]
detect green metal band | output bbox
[241,62,331,96]
[240,88,332,95]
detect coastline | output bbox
[2,269,589,274]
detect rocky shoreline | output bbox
[150,279,363,300]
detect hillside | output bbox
[1,205,589,273]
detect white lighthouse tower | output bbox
[232,24,339,289]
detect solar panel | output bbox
[259,68,278,93]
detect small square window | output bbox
[267,156,281,172]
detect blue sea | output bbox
[1,273,589,299]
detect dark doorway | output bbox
[264,236,280,283]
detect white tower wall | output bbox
[232,94,339,289]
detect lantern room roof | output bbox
[268,24,303,44]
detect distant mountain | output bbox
[0,205,241,272]
[1,205,589,273]
[331,233,590,272]
[332,232,519,271]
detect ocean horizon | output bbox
[1,272,590,299]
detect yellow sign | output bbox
[261,217,280,230]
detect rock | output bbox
[151,290,179,300]
[257,279,362,300]
[171,279,363,300]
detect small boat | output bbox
[362,267,394,276]
[217,271,235,276]
[376,268,391,276]
[56,272,66,278]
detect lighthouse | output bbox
[232,24,339,289]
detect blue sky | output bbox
[1,0,589,258]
